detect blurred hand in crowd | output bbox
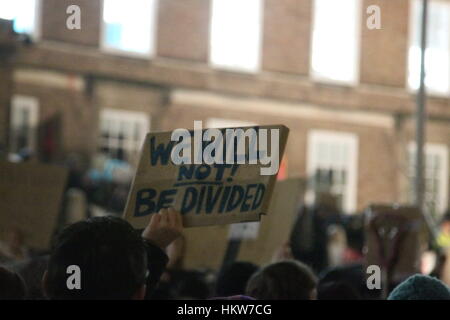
[272,241,294,262]
[166,235,186,270]
[142,208,183,250]
[0,228,27,262]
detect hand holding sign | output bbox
[142,207,183,249]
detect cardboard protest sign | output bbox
[182,224,230,270]
[365,204,428,286]
[0,161,68,249]
[237,178,306,265]
[123,124,289,228]
[228,222,260,240]
[181,178,305,270]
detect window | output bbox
[311,0,361,84]
[408,0,450,95]
[9,95,39,154]
[209,0,263,72]
[101,0,158,56]
[98,109,149,163]
[0,0,40,37]
[307,130,359,213]
[207,117,289,180]
[408,143,449,218]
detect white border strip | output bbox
[171,89,394,128]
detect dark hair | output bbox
[0,266,26,300]
[174,270,211,299]
[319,264,380,299]
[216,262,259,297]
[317,281,361,300]
[11,255,49,299]
[46,216,147,299]
[246,260,317,300]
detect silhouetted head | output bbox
[246,260,317,300]
[44,216,147,300]
[388,274,450,300]
[216,261,259,297]
[0,266,26,300]
[174,270,211,299]
[317,281,361,300]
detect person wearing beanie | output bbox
[388,274,450,300]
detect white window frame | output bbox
[306,130,359,213]
[408,142,449,216]
[9,95,39,153]
[33,0,41,40]
[209,0,264,73]
[407,0,450,97]
[98,109,150,161]
[99,0,159,59]
[310,0,362,86]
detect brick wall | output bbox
[12,78,96,159]
[163,96,399,212]
[2,0,448,214]
[41,0,101,47]
[262,0,312,75]
[157,0,210,62]
[360,0,410,87]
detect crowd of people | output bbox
[1,205,450,300]
[1,152,450,300]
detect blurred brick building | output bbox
[0,0,448,217]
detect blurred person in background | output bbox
[215,261,259,297]
[437,210,450,249]
[436,209,450,286]
[6,255,49,299]
[319,263,379,300]
[0,228,30,263]
[172,270,212,300]
[0,266,26,300]
[388,274,450,300]
[246,260,317,300]
[317,281,361,300]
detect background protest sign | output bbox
[237,178,305,265]
[228,222,260,240]
[365,204,428,287]
[123,124,289,229]
[0,161,68,249]
[182,178,305,270]
[181,224,229,270]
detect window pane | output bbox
[98,109,149,163]
[0,0,37,35]
[311,0,360,84]
[408,0,450,94]
[308,131,358,213]
[210,0,262,72]
[408,144,449,218]
[9,96,39,154]
[102,0,157,55]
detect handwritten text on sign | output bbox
[135,164,266,216]
[123,124,289,228]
